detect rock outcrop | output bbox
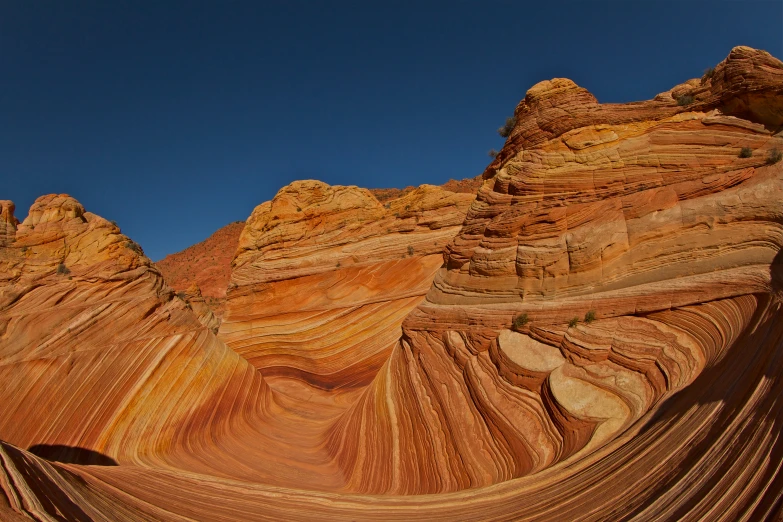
[320,46,783,503]
[0,194,280,478]
[153,177,482,328]
[0,200,18,247]
[221,180,475,388]
[1,46,783,521]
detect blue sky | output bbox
[3,1,781,261]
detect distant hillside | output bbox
[155,221,245,299]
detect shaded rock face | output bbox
[0,200,18,247]
[2,46,783,522]
[155,220,245,300]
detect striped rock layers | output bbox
[220,180,474,389]
[1,46,783,521]
[0,194,282,476]
[324,45,783,504]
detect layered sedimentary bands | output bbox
[221,180,474,388]
[1,46,783,521]
[153,177,482,325]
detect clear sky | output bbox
[3,1,782,261]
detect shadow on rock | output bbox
[28,444,118,466]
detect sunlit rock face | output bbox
[0,194,274,472]
[220,180,475,389]
[1,46,783,521]
[325,45,783,501]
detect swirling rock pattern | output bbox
[0,195,277,475]
[1,46,783,521]
[220,180,474,389]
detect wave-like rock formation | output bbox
[1,46,783,521]
[0,195,278,473]
[220,180,474,389]
[324,45,783,496]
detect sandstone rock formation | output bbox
[0,200,18,247]
[1,46,783,521]
[153,178,482,329]
[220,180,474,389]
[181,282,221,333]
[0,194,276,475]
[370,175,482,203]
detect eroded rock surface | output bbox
[221,180,474,388]
[324,46,783,500]
[1,46,783,521]
[0,194,278,477]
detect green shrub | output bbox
[56,263,70,275]
[497,116,517,138]
[488,148,499,158]
[701,67,716,84]
[513,313,529,329]
[568,317,579,328]
[739,147,753,158]
[584,310,596,323]
[176,291,187,300]
[407,245,414,256]
[125,240,144,255]
[766,148,782,165]
[676,94,695,106]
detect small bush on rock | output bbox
[513,313,529,329]
[676,94,695,106]
[125,240,144,255]
[568,317,579,328]
[497,116,517,138]
[739,147,753,158]
[584,310,596,323]
[701,67,716,84]
[766,148,782,165]
[56,263,70,275]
